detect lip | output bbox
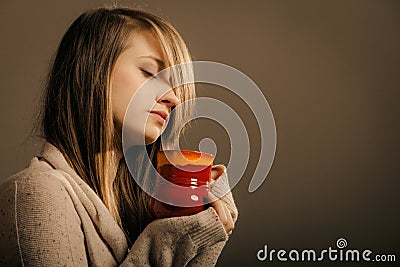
[150,110,168,124]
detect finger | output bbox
[210,199,227,225]
[223,202,235,233]
[207,191,218,203]
[210,165,226,181]
[221,194,238,223]
[231,211,238,223]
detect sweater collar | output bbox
[39,142,129,263]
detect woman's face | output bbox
[111,30,179,145]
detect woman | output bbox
[0,7,238,266]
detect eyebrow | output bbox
[138,55,166,71]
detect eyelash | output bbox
[140,68,156,79]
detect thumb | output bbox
[211,164,226,181]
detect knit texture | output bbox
[0,143,234,266]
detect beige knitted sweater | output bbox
[0,143,237,266]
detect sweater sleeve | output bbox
[0,173,87,266]
[120,207,228,267]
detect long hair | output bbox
[39,6,195,244]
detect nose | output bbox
[158,89,180,109]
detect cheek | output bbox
[111,67,161,146]
[111,69,143,124]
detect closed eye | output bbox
[140,68,156,79]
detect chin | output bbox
[144,125,162,145]
[145,136,158,145]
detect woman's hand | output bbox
[209,165,238,236]
[210,198,235,235]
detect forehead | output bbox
[124,29,169,67]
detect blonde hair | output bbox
[40,6,195,243]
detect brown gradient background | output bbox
[1,0,399,266]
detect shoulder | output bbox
[0,158,82,234]
[0,158,74,207]
[0,158,86,266]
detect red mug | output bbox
[151,150,214,218]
